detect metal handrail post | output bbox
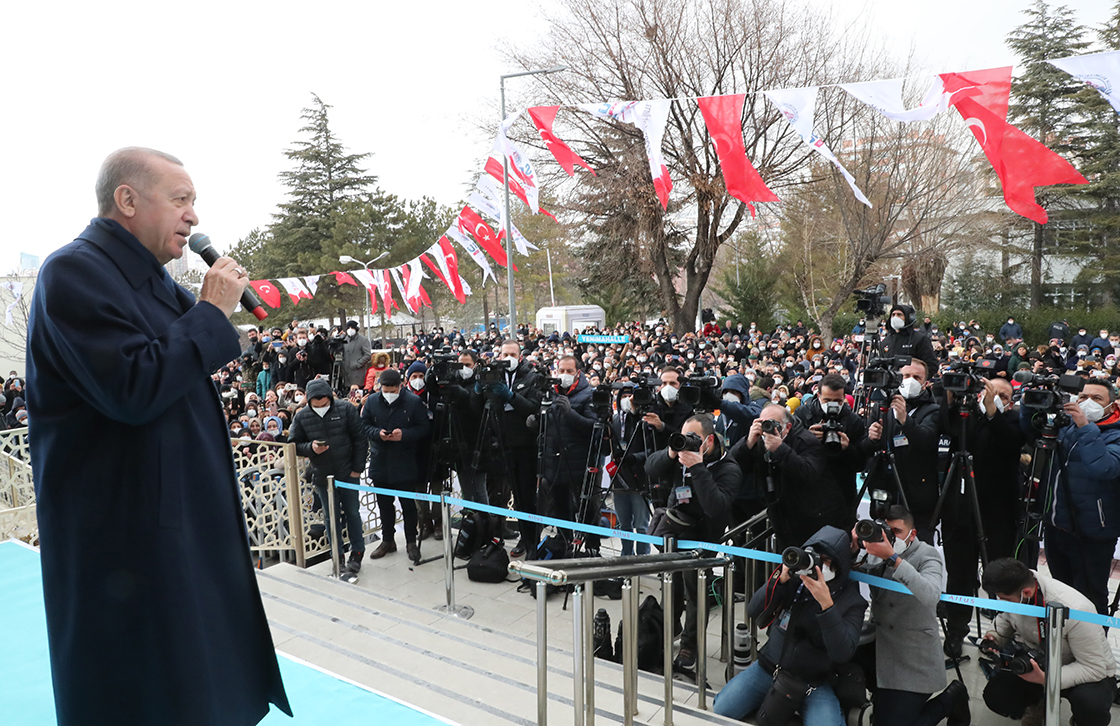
[621,579,635,726]
[629,575,639,716]
[537,581,548,726]
[326,476,342,578]
[584,577,596,725]
[696,568,708,710]
[434,490,474,620]
[1045,604,1067,726]
[662,535,675,726]
[573,583,586,726]
[748,555,758,661]
[723,559,736,684]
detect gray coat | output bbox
[858,540,946,694]
[341,333,372,387]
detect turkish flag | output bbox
[330,271,359,286]
[438,236,465,302]
[458,206,518,271]
[249,280,282,309]
[941,66,1087,224]
[697,94,779,216]
[528,106,596,177]
[484,158,558,221]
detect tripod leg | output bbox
[962,454,989,568]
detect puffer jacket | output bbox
[540,374,599,489]
[718,374,761,447]
[288,398,368,487]
[991,571,1116,689]
[749,525,866,685]
[644,441,742,543]
[362,389,430,485]
[1022,408,1120,539]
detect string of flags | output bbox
[233,49,1120,314]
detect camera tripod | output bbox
[855,392,910,518]
[1015,413,1063,568]
[607,407,660,507]
[571,403,613,555]
[929,403,989,567]
[329,353,345,394]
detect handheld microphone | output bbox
[188,233,268,321]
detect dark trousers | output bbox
[855,642,956,726]
[376,482,418,545]
[489,446,539,546]
[984,671,1114,726]
[315,484,366,554]
[943,515,1016,641]
[1044,527,1117,615]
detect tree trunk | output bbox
[1030,221,1044,309]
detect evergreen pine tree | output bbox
[1006,0,1089,308]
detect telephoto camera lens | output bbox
[781,546,822,576]
[668,432,703,452]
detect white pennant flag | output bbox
[303,275,320,296]
[839,78,952,123]
[578,100,674,208]
[406,258,425,302]
[446,224,496,285]
[389,267,417,314]
[276,277,313,305]
[495,110,541,213]
[458,274,473,297]
[426,241,453,284]
[350,268,378,299]
[468,185,537,255]
[1050,50,1120,117]
[763,87,872,207]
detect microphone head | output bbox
[188,233,212,254]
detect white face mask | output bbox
[819,564,836,583]
[382,391,399,404]
[246,409,257,418]
[1079,399,1107,423]
[722,392,740,404]
[899,377,922,400]
[893,530,913,556]
[297,338,308,347]
[503,356,518,369]
[890,316,906,331]
[294,395,304,404]
[661,385,679,403]
[409,378,425,391]
[558,373,575,388]
[347,329,356,337]
[459,367,475,380]
[620,397,633,414]
[312,405,330,417]
[994,397,1006,413]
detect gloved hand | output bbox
[526,414,539,429]
[552,394,571,414]
[489,382,514,402]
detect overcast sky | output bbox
[1,0,1113,273]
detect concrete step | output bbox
[257,561,745,726]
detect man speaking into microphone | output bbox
[26,147,290,725]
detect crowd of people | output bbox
[217,303,1120,726]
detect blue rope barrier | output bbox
[331,479,1108,626]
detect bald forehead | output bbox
[759,406,785,421]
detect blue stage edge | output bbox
[0,540,455,726]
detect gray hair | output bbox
[95,147,183,216]
[761,402,792,424]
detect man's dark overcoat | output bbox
[26,218,291,726]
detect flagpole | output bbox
[500,65,565,337]
[546,248,555,307]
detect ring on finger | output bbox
[234,267,247,278]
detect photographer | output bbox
[434,350,488,505]
[538,356,601,547]
[718,373,763,447]
[731,403,849,549]
[981,558,1116,726]
[644,414,742,671]
[939,376,1025,658]
[1020,379,1120,615]
[608,388,652,556]
[880,304,939,378]
[714,525,865,724]
[794,373,867,515]
[862,359,941,541]
[307,327,333,377]
[642,367,694,446]
[479,340,545,558]
[851,506,970,726]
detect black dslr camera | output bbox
[854,518,896,545]
[781,545,825,578]
[760,418,783,436]
[668,431,703,452]
[979,639,1045,676]
[819,400,845,452]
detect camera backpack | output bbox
[454,511,503,560]
[466,537,512,583]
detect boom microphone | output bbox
[188,233,268,321]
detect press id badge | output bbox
[938,435,951,455]
[675,485,692,504]
[892,434,909,448]
[778,610,791,631]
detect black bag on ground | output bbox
[628,594,663,673]
[467,538,511,582]
[455,512,504,560]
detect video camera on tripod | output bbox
[1014,370,1085,423]
[854,283,891,318]
[861,354,911,400]
[679,373,719,410]
[429,348,464,385]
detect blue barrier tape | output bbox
[331,479,1113,627]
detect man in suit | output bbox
[27,147,290,726]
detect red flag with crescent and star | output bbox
[330,271,358,287]
[696,94,778,217]
[457,206,517,271]
[484,157,558,221]
[436,236,465,302]
[528,106,596,177]
[249,280,282,309]
[940,66,1087,224]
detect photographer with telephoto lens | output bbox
[713,526,865,725]
[981,558,1116,726]
[794,373,867,517]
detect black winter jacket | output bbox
[644,443,742,543]
[482,360,544,450]
[860,389,941,517]
[362,390,430,485]
[288,399,368,487]
[793,398,867,509]
[750,526,866,685]
[540,374,599,488]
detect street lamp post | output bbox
[339,252,388,347]
[500,65,565,336]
